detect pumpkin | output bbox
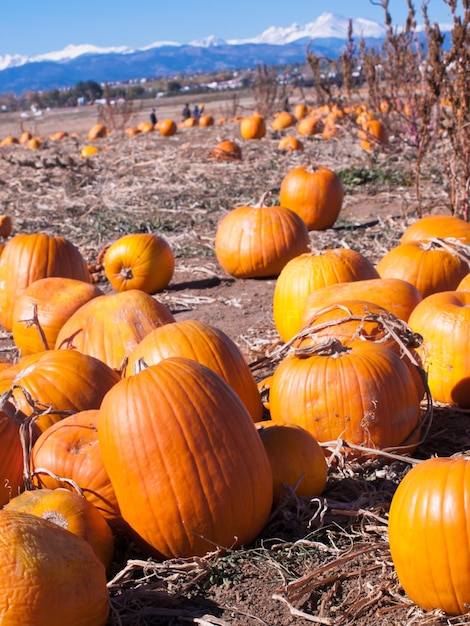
[49,131,68,141]
[136,121,154,133]
[256,421,328,503]
[388,456,470,615]
[269,340,422,456]
[87,124,107,141]
[0,214,12,238]
[0,233,92,332]
[278,136,304,152]
[0,400,27,507]
[4,488,115,570]
[210,140,242,160]
[358,119,388,151]
[80,145,99,158]
[240,114,266,139]
[214,193,310,279]
[408,290,470,407]
[55,289,175,371]
[27,137,42,149]
[297,115,323,136]
[400,214,470,245]
[98,356,273,559]
[125,319,264,422]
[0,509,109,626]
[300,277,422,327]
[376,240,470,298]
[124,126,140,137]
[293,103,308,120]
[271,111,296,131]
[279,165,344,230]
[198,114,214,127]
[0,349,120,433]
[103,232,175,294]
[31,409,122,526]
[158,119,177,136]
[18,131,32,144]
[12,277,103,355]
[272,249,380,342]
[0,135,18,147]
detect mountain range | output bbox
[0,12,452,96]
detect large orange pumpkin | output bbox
[0,349,120,433]
[408,290,470,407]
[269,340,422,456]
[55,289,175,371]
[12,277,103,355]
[158,119,177,136]
[0,401,26,507]
[389,456,470,615]
[125,319,264,422]
[103,232,175,294]
[99,356,273,559]
[4,488,115,570]
[279,165,344,230]
[0,233,92,332]
[400,214,470,245]
[240,115,266,140]
[0,509,109,626]
[214,194,310,278]
[376,240,470,298]
[272,249,379,342]
[31,409,122,526]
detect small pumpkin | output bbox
[278,136,304,152]
[0,509,109,626]
[389,456,470,615]
[158,119,177,136]
[271,111,296,131]
[198,114,214,127]
[358,119,388,151]
[211,140,242,160]
[297,115,322,136]
[215,192,310,279]
[80,145,100,158]
[279,165,344,230]
[256,421,328,503]
[103,233,175,294]
[87,124,107,141]
[240,114,266,140]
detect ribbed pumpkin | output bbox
[125,319,264,422]
[279,165,344,230]
[55,289,175,371]
[31,410,122,526]
[4,488,115,570]
[214,193,310,278]
[389,456,470,615]
[273,249,380,342]
[210,140,242,160]
[99,356,273,558]
[0,509,109,626]
[300,277,422,327]
[0,349,120,433]
[256,422,328,503]
[401,214,470,245]
[0,233,92,332]
[269,340,422,455]
[103,233,175,294]
[408,290,470,407]
[376,240,470,298]
[12,277,103,355]
[240,115,266,140]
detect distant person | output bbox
[193,103,200,121]
[150,108,157,126]
[182,103,191,120]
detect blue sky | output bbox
[0,0,460,57]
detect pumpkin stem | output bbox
[255,190,273,208]
[119,267,134,280]
[291,336,349,358]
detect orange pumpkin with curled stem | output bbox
[4,487,115,570]
[389,456,470,615]
[279,164,344,230]
[215,192,310,279]
[0,508,110,626]
[103,232,175,294]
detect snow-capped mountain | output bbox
[0,12,452,95]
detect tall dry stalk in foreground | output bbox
[253,64,290,117]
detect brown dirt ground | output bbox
[1,97,469,626]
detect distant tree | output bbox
[167,81,182,94]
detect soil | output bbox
[1,97,469,625]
